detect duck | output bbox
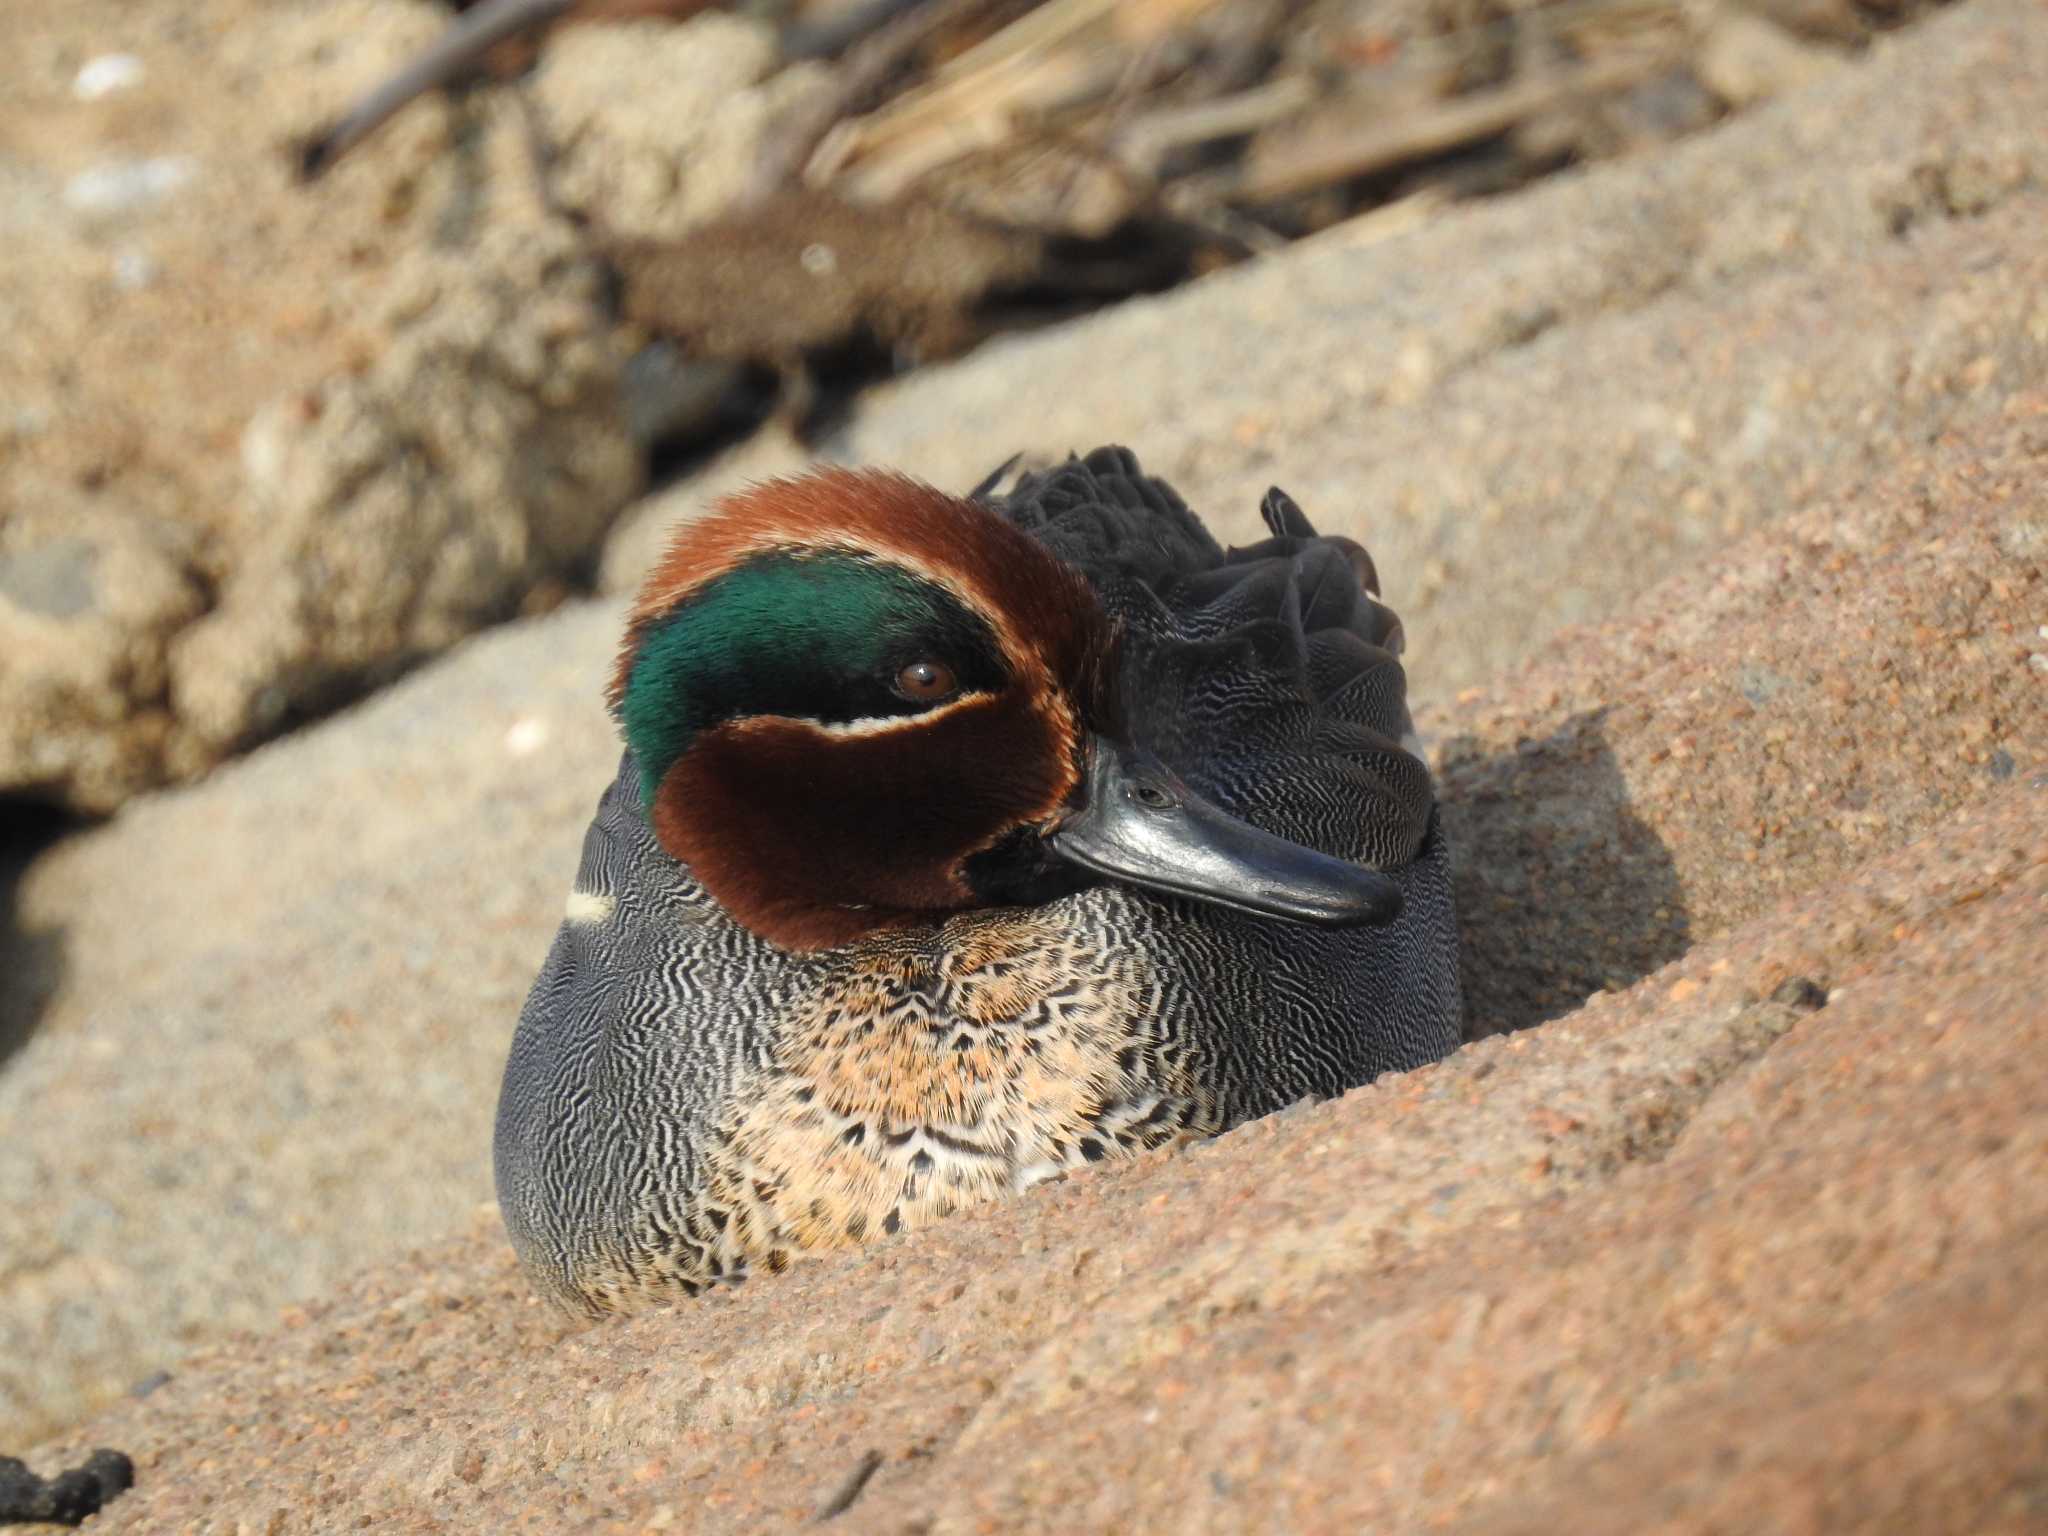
[494,445,1462,1314]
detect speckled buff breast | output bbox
[494,446,1463,1313]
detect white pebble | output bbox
[504,717,551,757]
[112,248,159,291]
[73,53,146,101]
[63,156,195,220]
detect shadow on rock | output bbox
[1438,709,1691,1038]
[0,803,72,1068]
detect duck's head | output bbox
[613,467,1402,952]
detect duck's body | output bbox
[495,447,1461,1313]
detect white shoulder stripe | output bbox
[565,890,616,924]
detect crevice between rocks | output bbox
[1531,977,1830,1187]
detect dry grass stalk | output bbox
[807,0,1228,198]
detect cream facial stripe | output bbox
[801,692,999,738]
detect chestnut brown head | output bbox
[614,468,1114,950]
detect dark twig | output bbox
[811,1447,885,1522]
[296,0,577,180]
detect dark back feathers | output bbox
[984,447,1430,871]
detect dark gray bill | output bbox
[1048,739,1403,926]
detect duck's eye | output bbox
[893,658,958,703]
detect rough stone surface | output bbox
[0,600,623,1448]
[169,223,639,761]
[26,773,2048,1534]
[2,342,2041,1476]
[0,496,208,807]
[0,0,640,811]
[1438,402,2048,1035]
[532,16,828,240]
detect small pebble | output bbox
[1769,976,1829,1012]
[73,53,145,101]
[113,247,159,291]
[504,718,550,758]
[63,156,195,221]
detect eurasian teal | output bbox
[494,446,1462,1312]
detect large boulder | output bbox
[168,222,638,761]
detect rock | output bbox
[3,346,2042,1469]
[167,221,640,760]
[532,15,829,241]
[70,54,145,103]
[1436,404,2048,1035]
[0,0,636,812]
[0,1446,132,1526]
[0,579,622,1447]
[1696,9,1842,108]
[0,494,208,811]
[59,156,195,224]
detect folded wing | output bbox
[986,446,1431,871]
